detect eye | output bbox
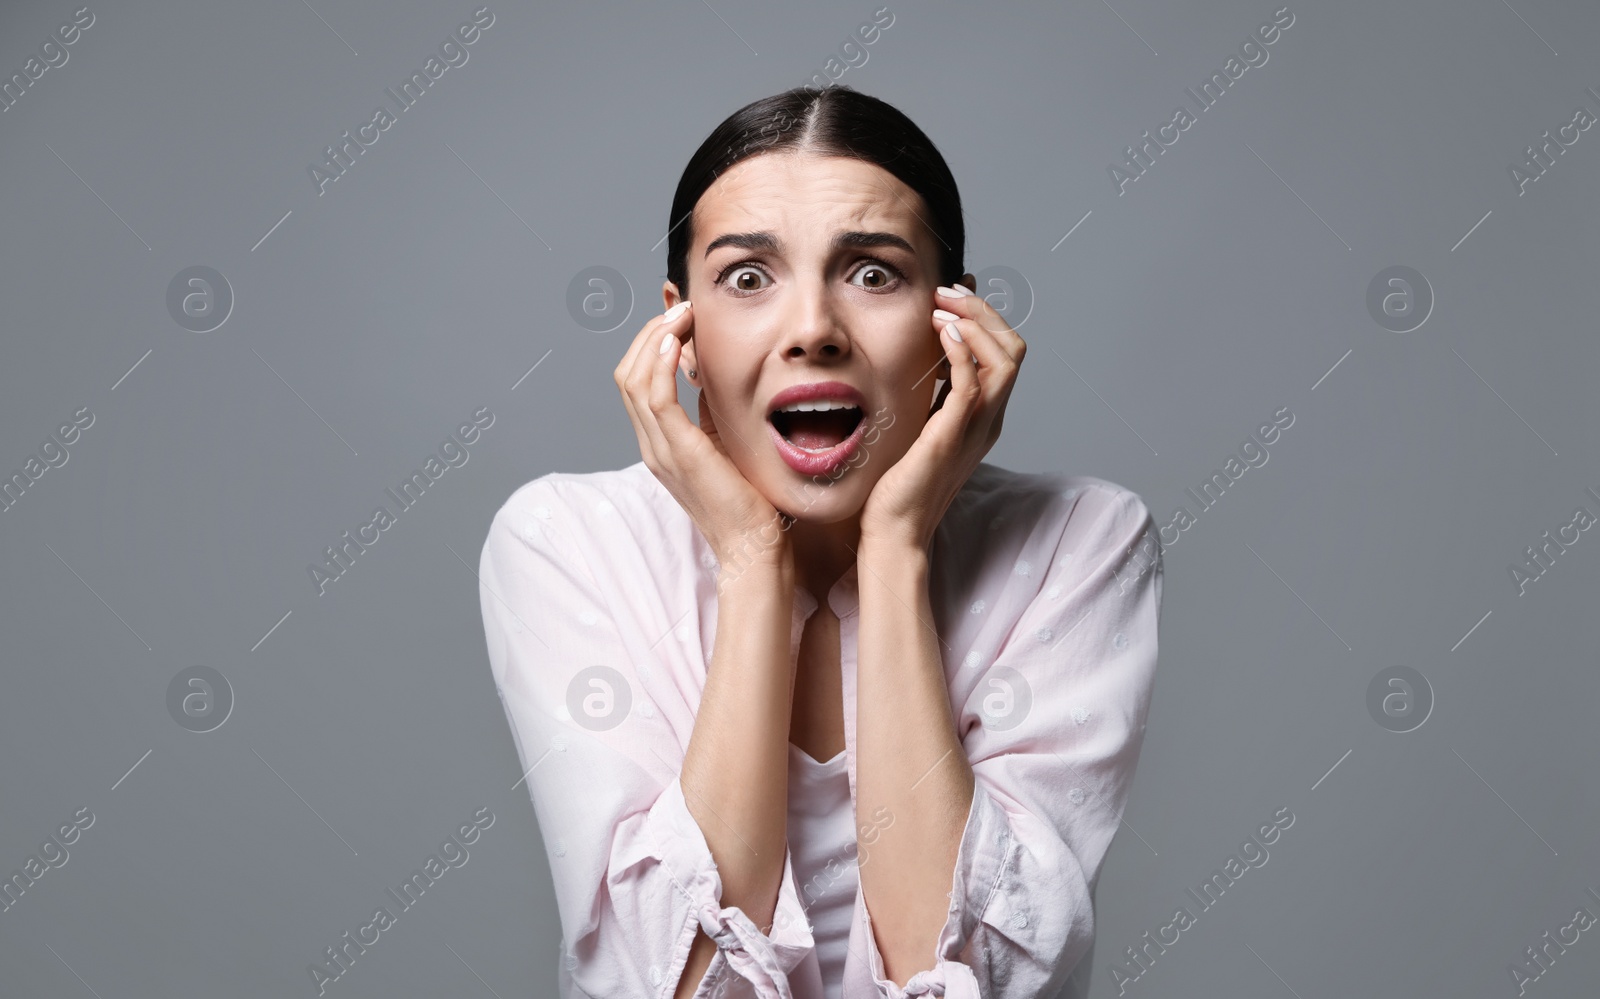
[849,260,904,292]
[714,262,772,295]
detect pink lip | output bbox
[765,380,867,414]
[767,415,868,477]
[765,380,869,478]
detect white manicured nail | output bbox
[658,332,675,354]
[944,322,963,343]
[662,301,690,322]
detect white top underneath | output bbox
[483,461,1165,998]
[786,741,855,999]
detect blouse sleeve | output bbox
[856,483,1163,998]
[478,481,817,998]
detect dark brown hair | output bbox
[665,85,965,297]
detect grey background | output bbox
[2,0,1597,996]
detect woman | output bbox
[477,86,1162,999]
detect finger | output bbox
[615,301,686,385]
[644,311,707,457]
[621,303,693,470]
[952,315,1027,453]
[614,301,688,440]
[615,331,660,470]
[616,348,666,471]
[931,318,982,436]
[933,283,1025,364]
[950,312,1017,387]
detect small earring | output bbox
[687,368,697,378]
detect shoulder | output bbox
[482,461,692,567]
[488,460,657,525]
[949,463,1155,547]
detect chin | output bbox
[763,473,869,524]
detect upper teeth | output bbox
[775,400,858,413]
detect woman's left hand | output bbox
[859,273,1027,551]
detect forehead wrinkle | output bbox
[875,173,949,254]
[694,154,937,262]
[814,164,944,256]
[707,201,924,257]
[702,226,922,263]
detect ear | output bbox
[680,338,700,385]
[960,271,977,293]
[662,279,699,384]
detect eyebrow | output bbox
[702,230,917,259]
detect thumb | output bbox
[928,375,952,417]
[697,389,731,458]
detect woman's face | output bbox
[666,150,966,525]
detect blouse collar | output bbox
[793,560,861,622]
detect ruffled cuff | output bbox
[892,960,983,998]
[645,775,815,998]
[860,782,1015,997]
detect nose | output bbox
[777,278,851,362]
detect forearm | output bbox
[674,554,798,996]
[853,539,975,987]
[673,933,717,999]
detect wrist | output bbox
[710,514,794,575]
[714,538,795,596]
[859,523,931,559]
[856,534,930,580]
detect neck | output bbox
[788,513,860,605]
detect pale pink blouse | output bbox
[477,460,1163,998]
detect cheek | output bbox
[857,410,915,471]
[692,347,757,412]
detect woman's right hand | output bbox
[613,300,793,577]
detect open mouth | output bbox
[768,403,865,453]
